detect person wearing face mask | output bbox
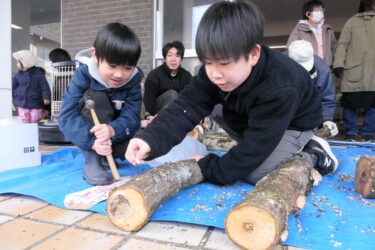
[333,0,375,142]
[142,41,192,127]
[287,0,337,67]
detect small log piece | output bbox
[225,157,320,250]
[355,156,375,198]
[107,160,204,231]
[202,131,237,151]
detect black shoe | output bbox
[83,151,114,186]
[101,156,120,169]
[362,134,375,142]
[344,134,357,142]
[303,135,338,175]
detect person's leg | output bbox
[361,108,375,140]
[342,107,358,138]
[29,108,44,123]
[244,130,314,185]
[17,107,31,123]
[79,89,116,185]
[155,89,178,114]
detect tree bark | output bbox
[225,157,321,250]
[355,156,375,198]
[202,131,237,151]
[107,160,204,231]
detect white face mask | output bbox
[310,10,324,23]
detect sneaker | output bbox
[344,134,357,142]
[303,135,338,175]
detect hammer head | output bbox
[85,99,95,110]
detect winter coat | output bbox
[135,45,322,185]
[143,63,192,115]
[287,21,337,66]
[313,55,336,121]
[12,67,51,109]
[333,13,375,92]
[59,63,142,150]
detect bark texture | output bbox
[356,156,375,198]
[107,160,204,231]
[225,157,320,250]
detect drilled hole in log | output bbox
[243,223,254,232]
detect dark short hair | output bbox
[302,0,325,19]
[162,41,185,59]
[358,0,375,12]
[49,48,72,62]
[195,0,264,62]
[93,22,141,66]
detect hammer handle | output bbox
[90,109,121,181]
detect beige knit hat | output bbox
[12,50,37,69]
[288,40,314,71]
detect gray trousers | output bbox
[210,104,314,185]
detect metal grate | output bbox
[51,61,76,121]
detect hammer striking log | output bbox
[85,99,121,181]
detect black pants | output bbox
[79,89,129,160]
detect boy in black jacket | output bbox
[125,1,338,185]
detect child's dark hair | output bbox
[358,0,375,12]
[302,0,325,19]
[162,41,185,59]
[49,48,72,62]
[195,0,264,62]
[93,22,141,66]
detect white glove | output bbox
[323,121,338,137]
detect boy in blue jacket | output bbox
[125,1,338,186]
[59,23,142,185]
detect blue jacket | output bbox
[59,64,142,150]
[312,55,336,122]
[12,67,51,109]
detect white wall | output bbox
[0,0,12,119]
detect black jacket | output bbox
[143,63,192,115]
[136,45,322,185]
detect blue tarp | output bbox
[0,143,374,250]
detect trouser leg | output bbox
[343,107,358,135]
[155,89,178,114]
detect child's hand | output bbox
[43,99,50,105]
[90,124,115,143]
[92,139,112,156]
[125,138,151,165]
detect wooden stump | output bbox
[107,160,204,231]
[202,131,237,151]
[355,156,375,198]
[225,157,321,250]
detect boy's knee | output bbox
[79,89,114,124]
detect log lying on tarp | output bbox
[202,131,237,151]
[225,157,321,250]
[203,127,330,152]
[107,160,204,231]
[355,156,375,198]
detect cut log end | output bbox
[225,205,278,250]
[107,187,149,231]
[355,157,375,198]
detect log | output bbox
[202,127,330,152]
[225,157,321,250]
[202,131,237,151]
[355,156,375,198]
[107,160,204,231]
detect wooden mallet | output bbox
[85,99,121,181]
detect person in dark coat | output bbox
[142,41,192,127]
[12,50,51,123]
[125,1,338,186]
[59,23,142,186]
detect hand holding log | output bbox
[85,99,120,181]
